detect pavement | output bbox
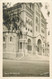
[13,54,49,63]
[3,55,49,77]
[3,54,49,64]
[3,59,49,77]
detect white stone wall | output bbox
[3,32,19,59]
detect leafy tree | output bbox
[3,3,23,37]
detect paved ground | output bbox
[3,58,49,77]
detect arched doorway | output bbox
[37,39,42,55]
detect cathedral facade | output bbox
[3,3,49,59]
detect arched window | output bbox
[28,39,31,45]
[27,39,32,51]
[37,39,42,55]
[37,39,41,46]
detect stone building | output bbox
[3,3,49,59]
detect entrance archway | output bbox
[37,39,42,55]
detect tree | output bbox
[3,9,11,31]
[3,3,23,37]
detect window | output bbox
[41,23,44,28]
[43,49,44,53]
[36,17,39,24]
[43,44,44,47]
[20,42,22,49]
[48,44,49,47]
[28,39,31,44]
[36,26,37,31]
[10,37,12,41]
[30,3,32,8]
[26,27,27,30]
[26,18,28,23]
[3,37,5,42]
[41,29,44,33]
[27,39,32,51]
[29,21,32,26]
[30,30,32,32]
[3,43,6,49]
[37,47,39,52]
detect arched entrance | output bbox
[37,39,42,55]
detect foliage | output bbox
[3,4,23,36]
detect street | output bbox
[3,59,49,77]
